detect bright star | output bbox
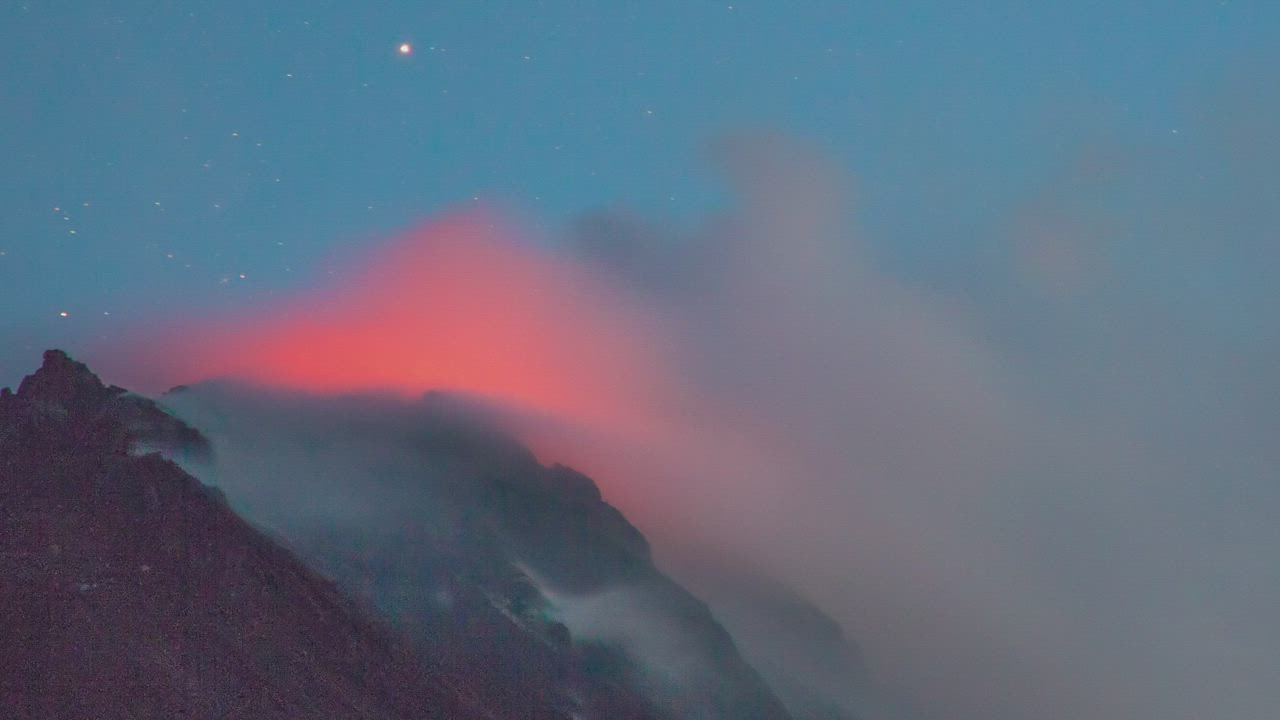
[398,42,412,55]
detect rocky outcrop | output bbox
[0,351,484,720]
[0,350,798,720]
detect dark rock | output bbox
[0,351,485,720]
[16,353,799,720]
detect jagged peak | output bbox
[39,349,88,376]
[3,350,210,459]
[16,349,107,397]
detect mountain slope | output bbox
[161,381,796,720]
[0,351,484,720]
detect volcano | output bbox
[0,351,807,719]
[0,351,489,719]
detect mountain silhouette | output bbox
[1,350,799,719]
[0,351,484,719]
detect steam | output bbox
[95,117,1280,720]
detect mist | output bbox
[93,104,1280,718]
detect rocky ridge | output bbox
[0,351,484,719]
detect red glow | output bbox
[157,213,672,432]
[103,209,801,538]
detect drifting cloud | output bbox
[93,92,1280,720]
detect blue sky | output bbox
[3,1,1276,383]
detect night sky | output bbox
[3,3,1280,719]
[3,1,1276,381]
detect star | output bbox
[398,42,413,56]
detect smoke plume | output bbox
[96,117,1280,720]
